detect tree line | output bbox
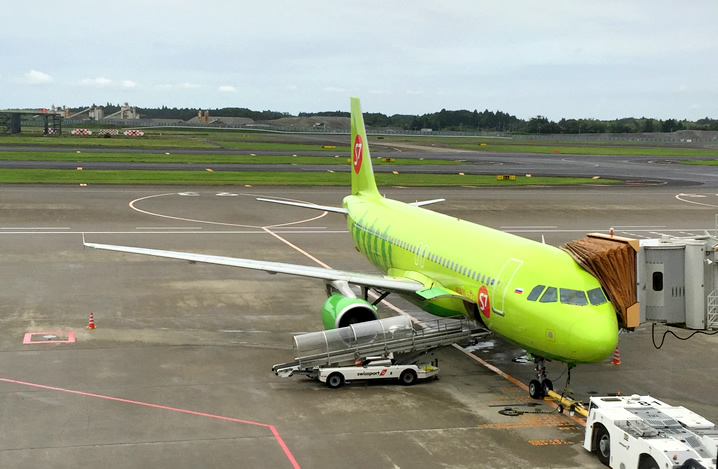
[86,103,718,133]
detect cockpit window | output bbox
[587,287,608,306]
[539,287,557,303]
[560,289,588,306]
[526,285,545,301]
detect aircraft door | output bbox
[644,247,685,324]
[492,258,523,315]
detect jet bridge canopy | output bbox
[563,233,639,328]
[564,229,718,331]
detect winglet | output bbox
[350,97,380,198]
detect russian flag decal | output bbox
[514,288,524,294]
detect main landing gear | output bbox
[528,357,553,399]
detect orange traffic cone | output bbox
[611,345,621,365]
[87,312,96,330]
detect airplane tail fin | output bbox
[350,97,380,198]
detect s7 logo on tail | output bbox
[353,135,363,174]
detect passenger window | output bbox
[587,287,608,306]
[539,287,558,303]
[560,289,588,306]
[527,285,546,301]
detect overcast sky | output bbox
[2,1,716,121]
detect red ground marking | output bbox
[23,331,76,344]
[0,377,301,469]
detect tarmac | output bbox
[0,183,717,468]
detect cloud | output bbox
[79,77,113,87]
[156,82,202,91]
[218,85,237,93]
[79,77,138,89]
[24,70,53,85]
[323,86,345,93]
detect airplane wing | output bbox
[83,240,426,295]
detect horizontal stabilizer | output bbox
[256,197,348,214]
[409,198,445,207]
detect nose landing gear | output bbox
[528,357,553,399]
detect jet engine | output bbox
[321,293,378,329]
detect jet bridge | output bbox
[272,315,479,377]
[637,233,718,330]
[564,222,718,331]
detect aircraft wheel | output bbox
[529,380,544,399]
[326,372,345,389]
[400,369,417,386]
[594,425,611,467]
[542,379,553,394]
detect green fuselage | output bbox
[343,194,618,365]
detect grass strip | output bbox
[454,143,718,157]
[0,169,619,186]
[0,151,454,166]
[0,136,215,148]
[213,141,351,151]
[678,160,718,165]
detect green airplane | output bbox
[84,97,618,399]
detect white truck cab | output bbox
[584,395,717,469]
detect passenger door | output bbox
[492,258,523,315]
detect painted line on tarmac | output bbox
[0,377,301,469]
[0,230,349,236]
[262,227,331,269]
[135,226,201,230]
[128,192,328,229]
[500,225,557,229]
[675,193,718,208]
[1,227,71,230]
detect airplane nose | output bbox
[569,312,618,363]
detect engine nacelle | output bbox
[321,294,379,330]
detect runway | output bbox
[0,184,717,468]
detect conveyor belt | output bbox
[272,316,479,374]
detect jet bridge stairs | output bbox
[272,315,484,378]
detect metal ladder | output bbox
[707,290,718,330]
